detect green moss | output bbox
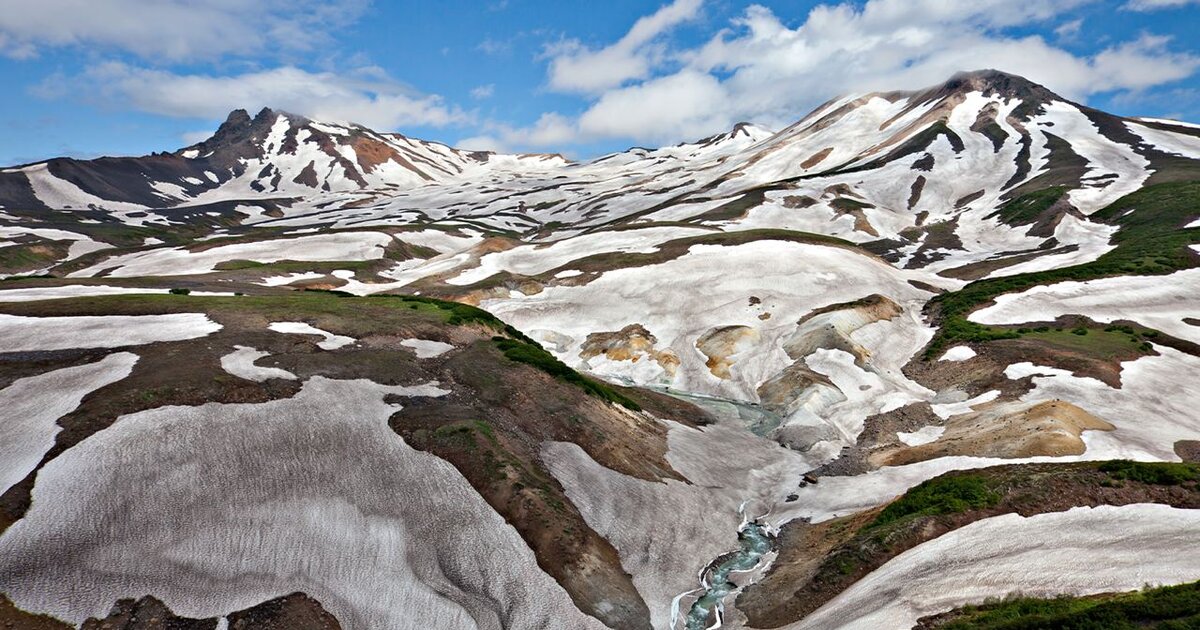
[870,474,1000,529]
[931,580,1200,629]
[491,337,641,411]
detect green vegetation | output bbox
[929,580,1200,629]
[991,186,1067,226]
[870,474,1000,528]
[1099,460,1200,486]
[370,294,517,330]
[0,240,70,273]
[831,197,875,212]
[492,337,641,411]
[168,287,190,295]
[1019,327,1151,359]
[926,181,1200,359]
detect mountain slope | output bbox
[1,69,1200,630]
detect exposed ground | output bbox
[738,461,1200,627]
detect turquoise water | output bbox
[684,522,775,629]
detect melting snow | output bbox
[0,313,221,352]
[0,353,138,494]
[0,376,605,629]
[219,346,297,382]
[896,425,946,447]
[939,346,977,361]
[399,338,454,358]
[268,322,356,350]
[793,504,1200,629]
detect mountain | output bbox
[0,106,567,215]
[2,70,1200,630]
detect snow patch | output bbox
[0,313,221,352]
[268,322,356,350]
[897,425,945,447]
[399,338,454,358]
[0,353,138,494]
[219,346,297,382]
[938,346,976,362]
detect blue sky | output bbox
[1,0,1198,165]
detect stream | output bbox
[675,517,776,629]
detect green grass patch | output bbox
[369,294,516,330]
[991,186,1067,226]
[1098,460,1200,486]
[831,197,874,212]
[491,337,641,411]
[931,580,1200,629]
[926,181,1200,359]
[0,240,71,273]
[870,474,1000,528]
[1019,327,1146,358]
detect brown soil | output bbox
[908,176,926,209]
[228,592,341,630]
[82,596,213,629]
[696,325,758,379]
[580,323,680,377]
[874,399,1112,466]
[0,593,71,630]
[61,592,342,629]
[1176,440,1200,463]
[738,462,1200,628]
[781,195,817,209]
[801,147,834,170]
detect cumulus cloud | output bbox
[527,0,1200,147]
[36,63,467,130]
[470,84,496,99]
[0,0,368,61]
[545,0,702,93]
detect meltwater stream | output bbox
[677,519,775,629]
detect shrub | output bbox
[1099,460,1199,485]
[870,474,1000,528]
[168,287,190,295]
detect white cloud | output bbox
[466,112,580,150]
[470,84,496,99]
[0,0,367,61]
[456,135,506,152]
[578,70,728,143]
[1124,0,1200,10]
[38,63,467,130]
[526,0,1200,148]
[180,130,215,145]
[545,0,702,94]
[1054,18,1083,39]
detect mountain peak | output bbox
[915,69,1061,108]
[942,69,1049,97]
[223,108,252,127]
